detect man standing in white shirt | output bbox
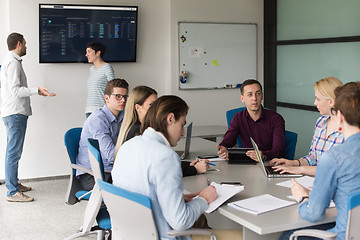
[1,32,55,202]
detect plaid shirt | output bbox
[302,115,344,166]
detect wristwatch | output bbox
[299,196,309,203]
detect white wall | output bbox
[0,0,171,179]
[170,0,264,126]
[0,0,263,180]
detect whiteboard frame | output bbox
[178,22,257,90]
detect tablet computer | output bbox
[228,148,256,165]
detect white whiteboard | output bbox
[179,22,257,89]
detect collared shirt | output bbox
[0,52,38,117]
[220,107,285,160]
[85,63,114,113]
[112,128,208,240]
[302,115,344,166]
[298,132,360,240]
[76,104,124,175]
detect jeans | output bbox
[3,114,28,196]
[279,222,336,240]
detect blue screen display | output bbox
[39,4,138,63]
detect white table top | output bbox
[176,137,337,238]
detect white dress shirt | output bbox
[1,51,38,117]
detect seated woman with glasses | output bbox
[270,77,344,176]
[279,81,360,240]
[114,86,209,176]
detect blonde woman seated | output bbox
[270,77,344,176]
[115,86,209,176]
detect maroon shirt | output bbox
[220,107,285,160]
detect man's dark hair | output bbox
[7,32,24,51]
[240,79,262,95]
[104,79,129,95]
[86,42,106,58]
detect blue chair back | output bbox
[225,107,298,159]
[225,107,246,147]
[346,191,360,239]
[87,138,105,181]
[284,130,297,159]
[64,127,82,176]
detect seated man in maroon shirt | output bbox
[216,79,285,162]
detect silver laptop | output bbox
[250,137,302,178]
[176,122,193,160]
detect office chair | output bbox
[64,130,110,240]
[64,127,92,205]
[289,191,360,240]
[97,179,216,240]
[225,107,298,159]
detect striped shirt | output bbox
[303,115,344,166]
[85,63,114,113]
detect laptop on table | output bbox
[250,137,302,178]
[176,122,193,160]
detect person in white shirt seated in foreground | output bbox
[112,95,243,240]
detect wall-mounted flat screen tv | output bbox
[39,4,138,63]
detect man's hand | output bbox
[38,87,56,97]
[199,185,217,204]
[246,150,263,162]
[216,145,228,160]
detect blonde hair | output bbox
[314,77,343,100]
[115,86,157,158]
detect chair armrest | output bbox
[168,228,216,240]
[70,164,93,175]
[290,229,336,240]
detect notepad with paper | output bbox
[228,194,296,215]
[206,182,244,213]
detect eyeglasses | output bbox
[111,94,128,101]
[330,107,337,116]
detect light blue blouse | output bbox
[298,132,360,239]
[112,128,208,240]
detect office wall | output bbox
[0,0,263,179]
[0,0,171,179]
[170,0,264,125]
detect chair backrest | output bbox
[284,130,297,160]
[225,107,246,147]
[225,107,298,159]
[346,191,360,239]
[98,179,158,240]
[64,127,82,176]
[87,138,105,181]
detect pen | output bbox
[197,158,216,166]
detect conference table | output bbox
[174,137,337,240]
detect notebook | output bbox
[176,122,193,160]
[250,137,302,178]
[228,148,257,165]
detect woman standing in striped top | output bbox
[85,42,114,118]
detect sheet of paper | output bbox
[276,176,315,190]
[228,194,296,215]
[206,182,244,213]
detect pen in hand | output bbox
[197,158,216,166]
